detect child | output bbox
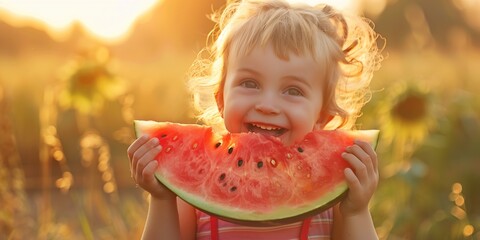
[127,0,382,239]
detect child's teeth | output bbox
[253,124,279,130]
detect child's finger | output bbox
[344,167,361,191]
[127,135,149,160]
[342,152,368,182]
[131,138,159,177]
[345,144,375,176]
[127,136,148,178]
[354,140,378,172]
[142,160,159,184]
[133,138,159,161]
[136,145,162,179]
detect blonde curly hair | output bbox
[187,0,383,133]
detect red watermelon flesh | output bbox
[133,120,379,226]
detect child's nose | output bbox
[255,95,280,115]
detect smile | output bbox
[246,123,287,137]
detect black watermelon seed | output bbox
[161,134,167,138]
[215,142,222,148]
[230,186,237,192]
[297,147,304,153]
[257,161,263,168]
[237,159,244,167]
[228,146,234,154]
[219,173,226,181]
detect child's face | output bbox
[221,44,327,145]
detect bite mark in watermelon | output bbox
[133,120,379,226]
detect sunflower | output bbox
[377,82,435,150]
[59,47,126,115]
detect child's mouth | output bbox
[246,123,286,137]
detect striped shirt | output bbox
[196,208,333,240]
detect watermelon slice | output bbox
[133,120,379,226]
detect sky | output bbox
[0,0,355,42]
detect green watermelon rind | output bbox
[157,172,349,225]
[133,120,379,225]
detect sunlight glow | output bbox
[0,0,357,42]
[0,0,158,41]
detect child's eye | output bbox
[284,87,303,96]
[240,80,258,89]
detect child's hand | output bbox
[340,140,379,216]
[127,135,176,200]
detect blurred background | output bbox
[0,0,479,239]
